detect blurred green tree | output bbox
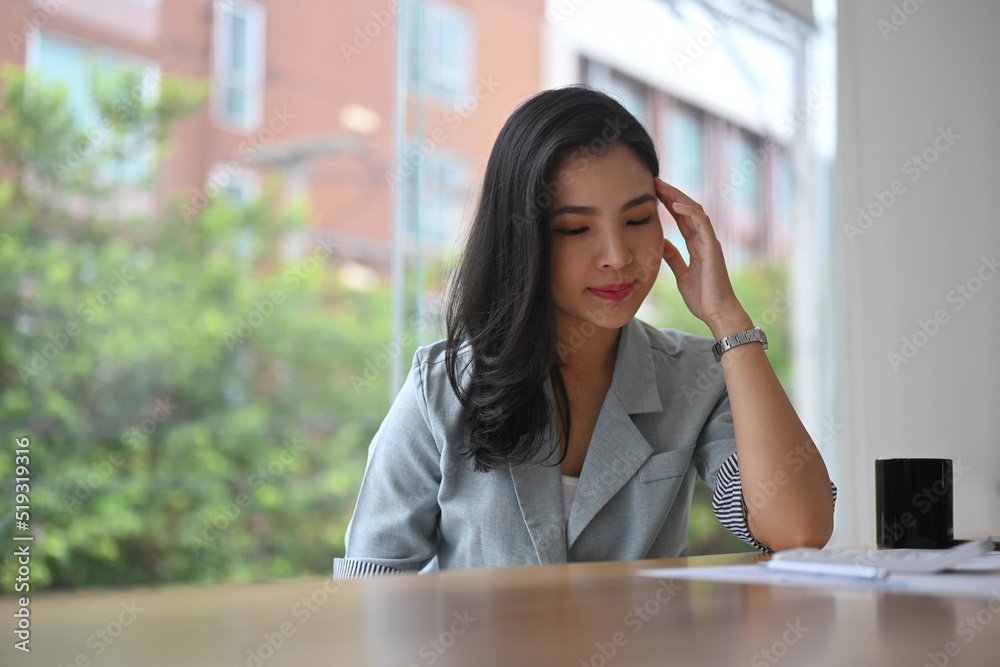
[0,63,408,588]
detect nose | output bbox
[596,227,633,270]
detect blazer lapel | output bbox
[567,318,663,551]
[566,392,652,549]
[508,414,568,564]
[509,318,665,561]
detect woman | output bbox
[335,86,835,578]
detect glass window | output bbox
[668,103,705,197]
[406,150,470,247]
[409,1,473,104]
[608,70,649,125]
[581,59,649,125]
[30,32,159,186]
[209,162,259,205]
[32,35,97,124]
[774,149,794,226]
[729,130,761,213]
[213,0,265,131]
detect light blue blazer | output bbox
[342,317,737,573]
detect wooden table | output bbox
[4,551,1000,666]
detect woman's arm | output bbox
[706,312,834,549]
[655,179,834,551]
[342,351,442,572]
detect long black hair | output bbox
[444,85,659,473]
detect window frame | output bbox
[409,0,474,106]
[212,0,267,132]
[406,148,470,248]
[25,29,161,188]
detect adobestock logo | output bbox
[718,87,831,203]
[578,578,681,667]
[18,265,137,384]
[844,125,959,244]
[339,0,402,63]
[223,235,337,352]
[545,0,592,25]
[554,245,662,365]
[7,0,72,54]
[350,308,440,394]
[384,75,501,192]
[180,107,296,223]
[61,397,178,513]
[877,0,935,41]
[406,610,478,667]
[750,619,810,667]
[51,68,162,181]
[187,438,308,554]
[886,253,997,372]
[52,600,146,667]
[509,115,628,230]
[672,1,751,73]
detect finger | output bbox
[670,201,718,247]
[669,205,697,246]
[670,202,707,247]
[654,180,706,238]
[661,237,688,279]
[655,181,697,245]
[655,178,704,212]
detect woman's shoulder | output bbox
[406,336,470,415]
[413,336,450,366]
[411,336,465,379]
[630,318,727,406]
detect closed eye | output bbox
[557,216,653,236]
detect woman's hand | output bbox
[654,178,752,338]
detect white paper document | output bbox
[636,564,1000,599]
[764,538,997,577]
[637,541,1000,599]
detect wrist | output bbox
[708,310,754,341]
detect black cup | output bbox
[875,458,954,549]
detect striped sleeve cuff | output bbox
[333,557,407,579]
[711,452,838,554]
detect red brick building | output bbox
[1,0,546,265]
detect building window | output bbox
[27,32,159,186]
[208,162,260,205]
[406,151,470,247]
[608,71,649,125]
[667,102,705,197]
[774,149,794,227]
[409,1,473,104]
[729,130,761,213]
[582,59,650,124]
[213,0,266,131]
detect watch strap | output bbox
[712,327,767,362]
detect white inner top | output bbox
[561,474,579,523]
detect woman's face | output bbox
[548,143,664,339]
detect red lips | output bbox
[589,282,635,302]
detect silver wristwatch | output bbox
[712,327,767,362]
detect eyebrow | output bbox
[551,192,656,218]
